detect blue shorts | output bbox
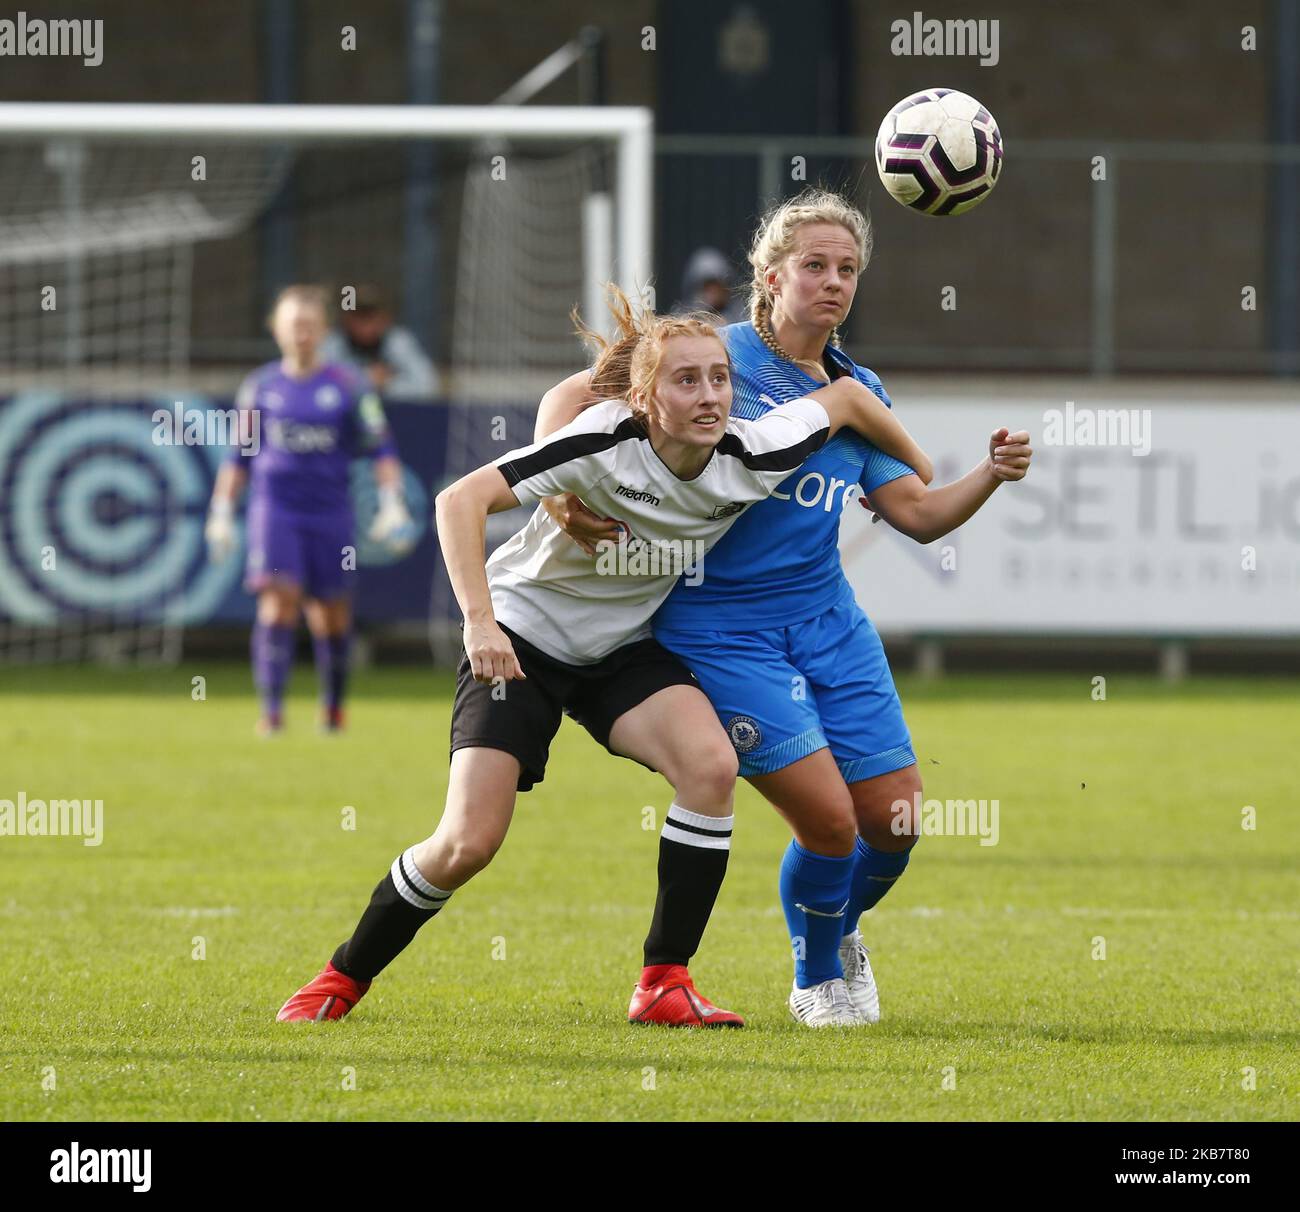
[654,585,915,783]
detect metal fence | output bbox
[656,134,1300,377]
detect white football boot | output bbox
[788,977,860,1027]
[838,930,881,1023]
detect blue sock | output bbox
[780,840,855,988]
[844,837,914,937]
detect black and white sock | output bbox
[331,847,452,982]
[642,804,733,968]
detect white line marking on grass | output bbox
[152,906,241,917]
[873,906,1299,921]
[0,903,242,918]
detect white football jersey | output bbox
[487,397,830,663]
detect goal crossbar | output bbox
[0,102,654,299]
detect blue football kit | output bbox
[652,321,923,991]
[654,320,917,782]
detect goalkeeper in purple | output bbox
[539,189,1034,1027]
[205,285,415,734]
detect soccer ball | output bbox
[875,88,1003,216]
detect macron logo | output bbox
[50,1142,151,1192]
[614,484,661,507]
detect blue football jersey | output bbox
[654,322,917,630]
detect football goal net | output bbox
[0,102,651,665]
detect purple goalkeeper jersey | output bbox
[226,361,397,514]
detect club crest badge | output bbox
[727,715,761,753]
[315,383,343,410]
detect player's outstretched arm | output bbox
[434,466,528,682]
[864,427,1033,544]
[535,369,621,554]
[809,378,934,484]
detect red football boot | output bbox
[276,961,371,1023]
[318,705,345,734]
[628,964,744,1028]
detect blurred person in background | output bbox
[672,246,746,323]
[205,285,417,735]
[322,283,438,399]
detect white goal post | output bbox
[0,102,653,665]
[0,102,654,304]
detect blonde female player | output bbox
[204,286,414,734]
[276,292,933,1027]
[539,189,1034,1027]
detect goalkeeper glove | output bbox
[369,484,417,555]
[205,500,236,564]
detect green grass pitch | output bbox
[2,664,1296,1121]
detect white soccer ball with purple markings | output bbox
[875,88,1003,216]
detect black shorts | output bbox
[449,624,699,792]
